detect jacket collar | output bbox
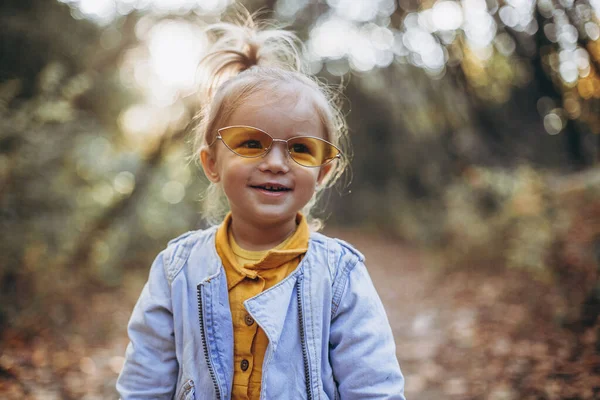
[183,227,323,351]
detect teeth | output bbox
[261,185,286,191]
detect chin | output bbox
[251,209,297,225]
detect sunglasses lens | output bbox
[287,137,340,167]
[219,127,272,157]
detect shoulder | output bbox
[161,226,218,281]
[308,231,365,280]
[309,232,370,317]
[309,231,364,261]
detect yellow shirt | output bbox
[215,213,309,400]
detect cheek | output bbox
[219,172,246,205]
[220,166,243,186]
[298,170,320,194]
[218,158,254,190]
[214,150,245,176]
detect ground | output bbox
[1,228,599,399]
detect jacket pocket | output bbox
[176,379,195,400]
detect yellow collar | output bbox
[215,213,309,290]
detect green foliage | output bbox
[2,0,600,336]
[0,1,207,334]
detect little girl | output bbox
[117,15,405,400]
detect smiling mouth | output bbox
[251,184,292,192]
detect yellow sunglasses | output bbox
[212,125,342,168]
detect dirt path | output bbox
[326,228,452,399]
[0,229,458,398]
[2,228,588,399]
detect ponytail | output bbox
[197,17,304,101]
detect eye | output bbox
[291,143,312,154]
[240,140,263,149]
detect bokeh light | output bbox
[146,20,207,99]
[59,0,233,24]
[5,1,600,399]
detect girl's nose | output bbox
[259,142,290,173]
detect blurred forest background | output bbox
[3,0,600,398]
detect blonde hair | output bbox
[193,13,349,230]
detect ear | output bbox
[317,163,333,186]
[200,147,220,183]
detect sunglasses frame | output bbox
[212,125,342,168]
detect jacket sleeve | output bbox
[116,250,178,399]
[329,260,406,400]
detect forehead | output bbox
[224,84,325,138]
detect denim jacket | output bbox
[116,226,406,400]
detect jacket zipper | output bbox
[296,277,314,400]
[176,379,194,400]
[197,284,222,400]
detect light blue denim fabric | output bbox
[116,226,406,400]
